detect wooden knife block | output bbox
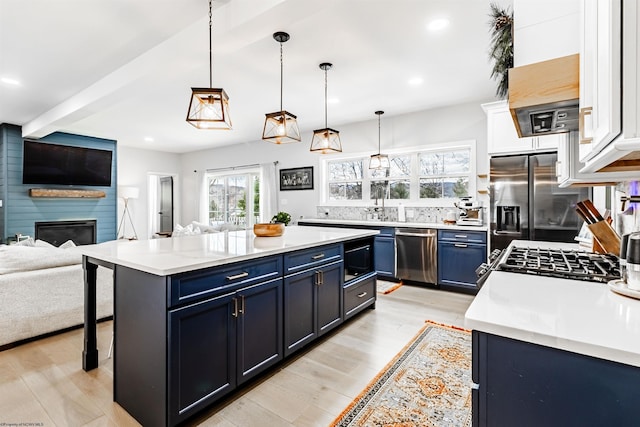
[587,221,621,255]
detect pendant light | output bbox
[369,110,390,169]
[262,32,300,144]
[310,63,342,153]
[186,0,232,130]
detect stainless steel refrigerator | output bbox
[490,152,590,251]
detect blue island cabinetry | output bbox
[88,230,377,427]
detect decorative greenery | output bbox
[488,3,513,99]
[271,211,292,225]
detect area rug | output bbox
[330,320,472,427]
[377,280,402,295]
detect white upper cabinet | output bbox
[578,0,622,163]
[577,0,640,174]
[483,101,562,155]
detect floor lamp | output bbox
[117,186,139,240]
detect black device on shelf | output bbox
[22,139,113,187]
[344,240,373,282]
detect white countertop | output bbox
[465,240,640,367]
[79,225,378,276]
[299,217,488,232]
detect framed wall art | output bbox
[280,166,314,191]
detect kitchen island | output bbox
[465,240,640,426]
[80,225,378,426]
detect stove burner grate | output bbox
[498,247,621,283]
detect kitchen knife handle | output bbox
[582,199,604,222]
[576,202,595,224]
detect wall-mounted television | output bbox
[22,139,113,187]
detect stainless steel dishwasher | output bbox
[396,228,437,284]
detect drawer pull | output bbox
[454,235,468,239]
[226,272,249,281]
[454,243,468,248]
[311,253,325,260]
[357,292,368,298]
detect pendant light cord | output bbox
[280,40,284,112]
[377,114,381,154]
[208,0,213,88]
[324,68,328,128]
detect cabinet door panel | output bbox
[374,236,396,277]
[438,242,486,287]
[168,292,236,423]
[317,261,343,335]
[284,270,317,356]
[237,278,283,385]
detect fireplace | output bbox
[35,220,97,246]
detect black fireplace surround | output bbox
[35,220,97,246]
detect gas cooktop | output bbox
[497,246,621,283]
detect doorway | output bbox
[148,173,178,237]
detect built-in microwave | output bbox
[344,241,373,282]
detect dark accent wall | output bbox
[0,124,117,243]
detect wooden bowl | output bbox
[253,223,285,237]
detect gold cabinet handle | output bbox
[357,292,367,298]
[239,295,245,315]
[311,253,325,260]
[232,297,239,317]
[454,235,468,239]
[579,106,593,144]
[226,272,249,281]
[454,243,468,248]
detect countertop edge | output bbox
[80,226,379,276]
[298,218,488,231]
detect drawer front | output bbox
[284,244,342,274]
[438,229,487,244]
[170,255,282,307]
[344,272,376,319]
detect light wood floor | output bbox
[0,283,474,426]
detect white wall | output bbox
[178,100,489,225]
[117,146,181,240]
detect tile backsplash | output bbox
[315,205,460,223]
[615,181,640,234]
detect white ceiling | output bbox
[0,0,511,154]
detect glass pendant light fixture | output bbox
[186,0,232,130]
[310,63,342,153]
[369,110,390,169]
[262,32,300,144]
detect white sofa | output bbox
[0,239,113,348]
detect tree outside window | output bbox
[206,171,260,227]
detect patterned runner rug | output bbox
[377,280,402,295]
[330,321,472,427]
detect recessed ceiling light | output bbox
[408,77,424,86]
[327,98,340,104]
[1,77,21,86]
[144,137,154,142]
[427,18,449,32]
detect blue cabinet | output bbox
[374,228,396,279]
[437,230,487,293]
[283,244,344,357]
